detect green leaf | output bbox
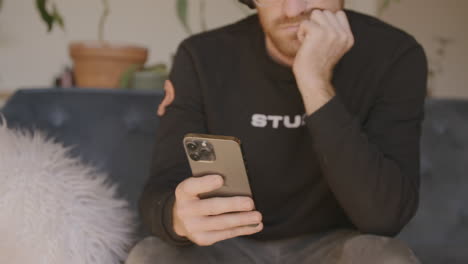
[36,0,65,32]
[36,0,54,32]
[52,4,65,30]
[146,63,169,75]
[378,0,401,16]
[119,64,140,89]
[176,0,192,34]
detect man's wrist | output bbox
[293,67,332,85]
[298,79,336,116]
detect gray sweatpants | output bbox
[126,229,420,264]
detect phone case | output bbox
[183,133,253,199]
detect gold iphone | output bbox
[183,133,254,200]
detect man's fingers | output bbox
[310,9,329,27]
[323,10,345,35]
[197,222,264,246]
[157,80,175,116]
[192,196,255,216]
[203,211,262,231]
[176,175,224,200]
[297,21,309,43]
[336,10,355,49]
[297,20,319,43]
[336,10,353,35]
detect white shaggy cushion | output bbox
[0,119,135,264]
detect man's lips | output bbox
[281,23,301,33]
[279,8,325,32]
[283,23,300,28]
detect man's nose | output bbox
[282,0,308,18]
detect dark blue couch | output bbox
[1,88,466,263]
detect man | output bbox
[128,0,427,263]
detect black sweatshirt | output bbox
[140,9,428,246]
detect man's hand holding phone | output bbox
[172,174,263,246]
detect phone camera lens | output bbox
[199,147,210,155]
[190,153,200,161]
[187,142,198,151]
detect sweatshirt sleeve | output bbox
[139,40,206,246]
[304,39,428,236]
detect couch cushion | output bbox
[399,98,468,263]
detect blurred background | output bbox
[1,2,467,262]
[0,0,466,105]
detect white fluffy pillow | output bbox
[0,118,136,264]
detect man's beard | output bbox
[260,9,316,58]
[266,29,301,58]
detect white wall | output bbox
[346,0,378,16]
[0,0,375,95]
[381,0,468,98]
[6,0,466,99]
[0,0,248,92]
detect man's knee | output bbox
[339,234,420,264]
[125,237,177,264]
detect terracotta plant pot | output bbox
[69,41,148,89]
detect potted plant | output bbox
[37,0,148,89]
[1,0,249,90]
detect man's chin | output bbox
[266,32,301,63]
[276,40,300,58]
